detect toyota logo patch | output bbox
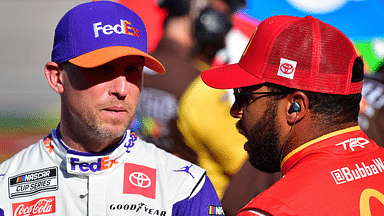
[129,172,151,188]
[277,58,297,79]
[280,63,295,74]
[123,163,156,199]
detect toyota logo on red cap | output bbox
[280,63,295,74]
[277,58,297,80]
[129,172,151,188]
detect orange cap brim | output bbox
[69,46,165,74]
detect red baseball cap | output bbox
[116,0,167,53]
[201,15,363,95]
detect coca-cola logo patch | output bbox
[12,196,56,216]
[123,163,156,199]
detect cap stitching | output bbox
[310,17,322,93]
[262,18,300,79]
[68,8,76,61]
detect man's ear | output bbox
[286,91,309,125]
[45,61,64,93]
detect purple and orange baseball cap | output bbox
[51,1,165,74]
[201,15,363,95]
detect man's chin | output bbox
[93,124,128,139]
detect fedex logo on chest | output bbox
[93,20,140,38]
[70,156,118,173]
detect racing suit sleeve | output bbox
[172,175,223,215]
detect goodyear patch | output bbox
[9,167,58,199]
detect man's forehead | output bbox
[100,55,145,66]
[238,84,268,92]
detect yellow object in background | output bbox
[178,76,248,199]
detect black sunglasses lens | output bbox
[233,89,289,110]
[235,94,247,109]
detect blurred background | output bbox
[0,0,86,162]
[1,0,383,159]
[1,1,383,214]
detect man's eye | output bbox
[239,95,250,105]
[125,66,143,74]
[93,65,111,75]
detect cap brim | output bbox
[201,63,266,89]
[69,46,165,74]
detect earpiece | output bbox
[288,101,301,114]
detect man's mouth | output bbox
[236,121,247,137]
[104,106,127,112]
[244,141,250,152]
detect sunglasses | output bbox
[233,88,289,110]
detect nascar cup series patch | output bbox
[8,167,58,199]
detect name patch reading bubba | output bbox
[9,167,58,199]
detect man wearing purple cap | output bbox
[202,15,384,215]
[0,1,222,215]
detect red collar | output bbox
[281,126,371,175]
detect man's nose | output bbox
[230,103,243,119]
[109,75,129,98]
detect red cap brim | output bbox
[201,63,266,89]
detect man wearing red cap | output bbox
[202,15,384,215]
[0,1,222,215]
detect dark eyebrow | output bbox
[130,62,145,67]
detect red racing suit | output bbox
[238,126,384,216]
[0,128,223,216]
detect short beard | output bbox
[68,107,130,144]
[248,99,282,173]
[87,121,128,139]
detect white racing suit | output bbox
[0,128,223,216]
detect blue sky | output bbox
[241,0,384,40]
[239,0,384,71]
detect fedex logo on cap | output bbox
[93,20,140,39]
[70,156,118,173]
